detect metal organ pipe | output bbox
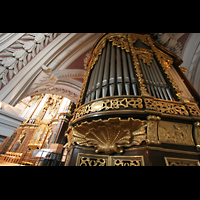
[139,58,155,97]
[122,49,130,95]
[127,52,137,95]
[150,61,164,99]
[102,42,111,97]
[137,58,151,96]
[145,62,159,98]
[91,55,102,101]
[151,59,166,100]
[152,58,169,100]
[85,58,98,103]
[109,44,116,96]
[96,46,106,99]
[152,58,173,101]
[147,63,161,99]
[116,47,123,95]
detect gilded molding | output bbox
[76,61,91,108]
[128,33,153,47]
[147,115,161,144]
[193,122,200,147]
[72,117,147,154]
[74,97,143,120]
[136,48,154,66]
[72,96,200,124]
[128,34,151,97]
[107,33,130,52]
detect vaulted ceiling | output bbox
[0,33,199,106]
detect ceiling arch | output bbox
[181,33,200,94]
[0,33,102,105]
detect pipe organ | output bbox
[66,33,200,166]
[84,39,176,103]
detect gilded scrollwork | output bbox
[87,33,130,70]
[164,157,200,166]
[76,153,145,166]
[76,153,109,166]
[136,48,154,66]
[107,33,130,52]
[186,104,200,117]
[72,118,147,154]
[112,156,144,166]
[128,33,152,48]
[144,98,189,116]
[74,95,200,123]
[79,157,106,166]
[128,36,151,97]
[74,97,143,120]
[76,60,91,108]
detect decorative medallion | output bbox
[90,101,104,112]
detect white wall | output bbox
[0,101,25,142]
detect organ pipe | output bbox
[122,49,130,95]
[116,47,123,95]
[109,43,116,96]
[96,46,106,99]
[102,42,111,97]
[82,33,189,104]
[127,52,138,95]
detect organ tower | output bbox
[66,33,200,166]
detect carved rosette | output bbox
[71,118,147,154]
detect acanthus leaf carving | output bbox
[0,33,60,90]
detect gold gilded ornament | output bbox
[72,118,147,154]
[90,101,104,112]
[158,121,195,145]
